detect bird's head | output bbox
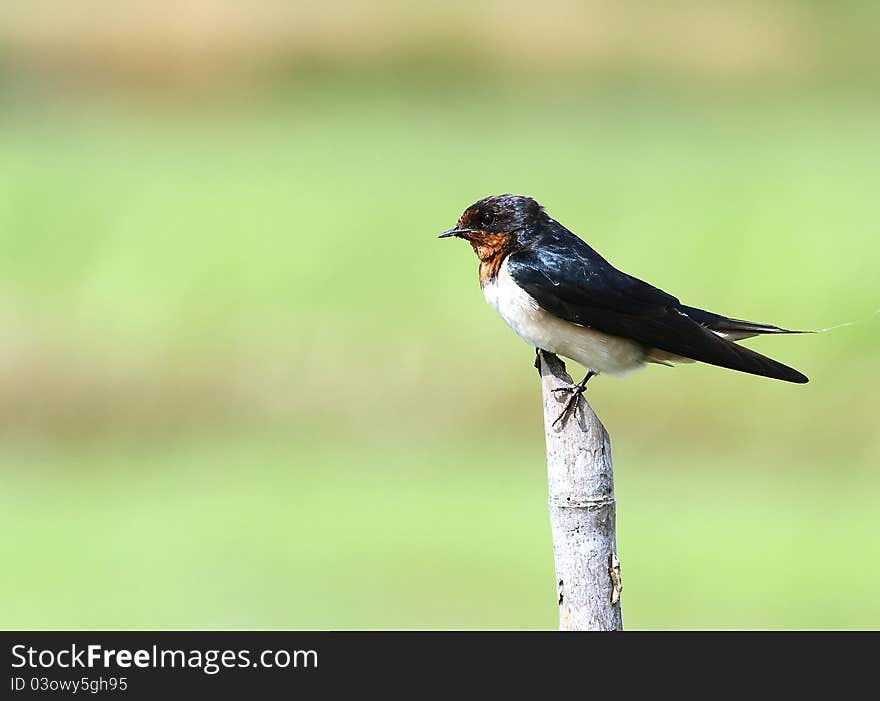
[438,194,546,263]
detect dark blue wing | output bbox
[506,234,807,383]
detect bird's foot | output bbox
[551,371,595,428]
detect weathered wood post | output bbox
[538,350,623,631]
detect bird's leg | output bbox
[534,348,544,375]
[551,370,596,427]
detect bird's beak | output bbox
[438,227,474,239]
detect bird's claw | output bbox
[551,383,585,427]
[550,371,595,428]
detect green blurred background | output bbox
[1,1,878,629]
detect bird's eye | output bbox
[481,212,495,228]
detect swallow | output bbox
[440,194,808,425]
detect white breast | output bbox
[482,259,647,376]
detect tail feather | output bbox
[681,305,812,340]
[675,305,809,383]
[709,316,810,337]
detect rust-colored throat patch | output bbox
[468,231,515,286]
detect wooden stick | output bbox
[538,351,623,631]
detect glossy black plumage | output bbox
[458,194,809,384]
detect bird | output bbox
[439,194,808,425]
